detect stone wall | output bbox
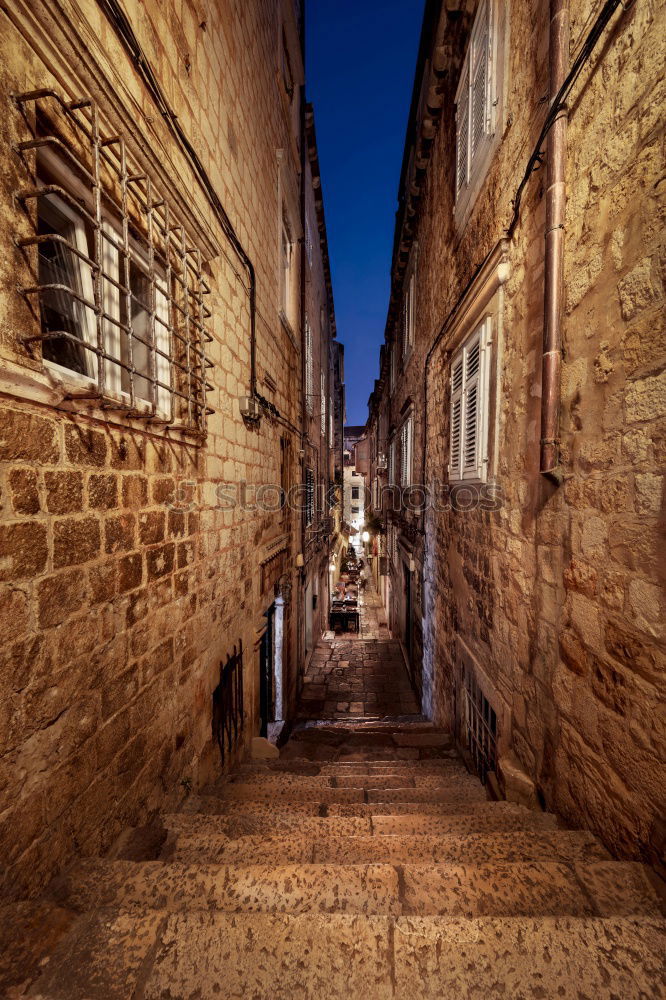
[379,0,665,866]
[0,0,308,897]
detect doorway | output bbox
[259,603,275,738]
[403,558,412,664]
[304,580,313,662]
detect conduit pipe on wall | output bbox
[540,0,569,479]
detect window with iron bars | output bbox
[12,90,214,438]
[304,466,315,527]
[461,666,498,785]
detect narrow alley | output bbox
[299,576,420,720]
[0,0,664,996]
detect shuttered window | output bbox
[448,319,491,482]
[400,416,413,488]
[320,369,326,436]
[403,272,415,358]
[455,0,494,201]
[305,318,313,415]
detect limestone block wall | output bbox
[0,0,305,897]
[383,0,665,865]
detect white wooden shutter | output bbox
[320,370,326,435]
[471,0,492,163]
[455,61,470,196]
[448,352,464,479]
[398,417,413,488]
[450,319,491,482]
[305,319,313,414]
[462,334,481,477]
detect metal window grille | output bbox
[212,642,244,765]
[462,668,497,784]
[12,89,214,438]
[305,466,314,527]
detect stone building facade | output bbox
[0,0,341,898]
[300,106,340,672]
[369,0,665,867]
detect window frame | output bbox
[400,415,413,489]
[100,217,171,415]
[402,270,415,361]
[304,466,315,527]
[280,211,293,323]
[305,316,314,415]
[454,0,506,228]
[448,317,492,484]
[18,100,213,439]
[37,187,97,382]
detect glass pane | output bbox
[38,200,90,376]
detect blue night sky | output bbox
[306,0,425,426]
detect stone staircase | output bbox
[4,721,665,998]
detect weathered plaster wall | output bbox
[0,0,305,897]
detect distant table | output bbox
[329,607,360,632]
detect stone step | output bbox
[219,771,480,792]
[326,801,518,818]
[236,758,467,777]
[54,861,401,916]
[215,783,366,803]
[30,910,666,999]
[223,771,475,790]
[169,829,610,866]
[371,809,559,836]
[163,805,558,843]
[162,812,373,838]
[185,797,493,819]
[213,783,488,806]
[54,859,660,919]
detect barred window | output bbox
[13,90,213,438]
[305,466,315,526]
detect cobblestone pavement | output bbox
[299,576,420,720]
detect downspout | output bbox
[540,0,569,479]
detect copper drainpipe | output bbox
[541,0,570,477]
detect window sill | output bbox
[0,356,205,442]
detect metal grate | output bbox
[212,642,244,765]
[12,89,214,437]
[462,668,497,784]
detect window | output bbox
[305,467,314,526]
[281,28,294,100]
[100,219,170,412]
[320,369,326,436]
[37,189,95,378]
[455,0,502,214]
[388,438,396,486]
[400,416,413,488]
[448,318,491,482]
[351,506,359,515]
[389,343,396,391]
[305,317,313,414]
[305,209,314,268]
[351,486,360,500]
[280,212,293,320]
[403,271,415,359]
[17,93,212,436]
